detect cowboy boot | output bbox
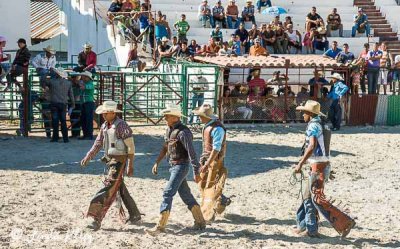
[145,211,170,236]
[87,218,101,231]
[191,205,206,230]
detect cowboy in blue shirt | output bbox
[327,73,349,131]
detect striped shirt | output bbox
[84,117,133,160]
[44,78,75,107]
[242,5,255,16]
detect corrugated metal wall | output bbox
[374,95,389,125]
[387,96,400,126]
[348,95,378,126]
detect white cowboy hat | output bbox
[53,67,68,78]
[95,100,122,114]
[296,100,326,117]
[160,107,184,117]
[161,37,169,42]
[43,45,56,55]
[329,73,344,81]
[80,71,93,80]
[83,42,93,49]
[192,104,218,120]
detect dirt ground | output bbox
[0,125,399,249]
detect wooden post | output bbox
[284,59,290,122]
[22,68,29,137]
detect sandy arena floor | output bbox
[0,125,399,249]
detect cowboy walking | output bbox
[327,73,348,131]
[293,100,355,238]
[193,104,231,223]
[80,100,142,231]
[146,107,206,236]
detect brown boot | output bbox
[191,205,206,230]
[145,211,170,236]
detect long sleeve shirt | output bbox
[13,47,31,67]
[31,53,56,70]
[78,51,97,70]
[176,128,200,175]
[44,78,75,107]
[85,118,133,160]
[328,81,348,100]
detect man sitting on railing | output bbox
[73,43,97,74]
[107,0,123,21]
[4,38,30,92]
[32,45,57,89]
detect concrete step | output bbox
[375,31,397,36]
[369,19,388,24]
[373,24,392,29]
[380,36,399,41]
[374,28,393,33]
[354,0,374,4]
[356,5,377,10]
[367,16,385,20]
[363,12,382,16]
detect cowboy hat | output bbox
[192,104,218,120]
[317,27,326,34]
[53,67,68,78]
[80,71,93,80]
[328,73,344,81]
[160,107,184,117]
[83,42,93,49]
[43,45,56,55]
[161,36,169,42]
[246,0,252,3]
[95,100,122,114]
[296,100,326,116]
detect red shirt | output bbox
[248,78,266,101]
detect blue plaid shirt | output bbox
[328,81,349,100]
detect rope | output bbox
[289,170,305,200]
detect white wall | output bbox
[0,0,31,50]
[378,0,400,37]
[53,0,119,66]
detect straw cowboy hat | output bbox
[296,100,326,116]
[43,45,56,55]
[80,71,93,80]
[83,42,93,49]
[329,73,344,81]
[95,100,122,114]
[193,104,218,120]
[53,67,68,78]
[160,107,184,117]
[161,37,169,42]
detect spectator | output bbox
[261,24,277,54]
[73,43,97,74]
[121,0,134,12]
[277,85,295,97]
[306,6,324,32]
[379,42,392,95]
[174,14,190,43]
[356,43,370,95]
[393,54,400,95]
[143,0,152,10]
[249,38,268,56]
[126,42,146,72]
[308,71,329,98]
[302,29,313,54]
[234,23,249,52]
[5,38,30,92]
[188,39,201,55]
[286,24,302,54]
[133,4,152,52]
[69,73,82,138]
[323,40,342,59]
[206,38,220,55]
[231,35,243,56]
[327,73,348,131]
[296,86,309,105]
[242,0,256,25]
[17,91,41,137]
[196,44,209,56]
[107,0,123,21]
[267,70,287,86]
[271,15,282,29]
[229,83,253,119]
[177,41,193,59]
[226,0,240,29]
[189,71,208,123]
[155,11,171,44]
[336,43,355,64]
[283,16,293,29]
[212,0,226,28]
[366,42,383,94]
[275,23,288,54]
[312,27,329,52]
[198,0,212,28]
[219,41,235,56]
[248,24,260,47]
[326,8,343,37]
[31,45,57,87]
[155,37,172,62]
[352,8,370,37]
[256,0,272,13]
[169,36,181,57]
[248,69,266,101]
[0,36,11,83]
[79,71,95,140]
[210,25,224,43]
[42,68,75,143]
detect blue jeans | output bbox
[159,164,198,213]
[227,16,240,29]
[81,101,94,138]
[36,68,56,86]
[199,15,212,27]
[313,40,329,51]
[329,99,342,129]
[257,0,272,11]
[189,93,204,123]
[296,198,318,234]
[50,102,68,141]
[367,68,379,94]
[351,23,371,37]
